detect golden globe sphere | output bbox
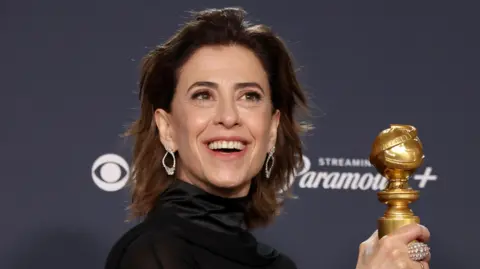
[370,124,424,180]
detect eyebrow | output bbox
[186,81,265,93]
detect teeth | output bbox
[208,140,246,150]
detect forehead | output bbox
[177,45,269,87]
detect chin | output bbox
[205,172,250,193]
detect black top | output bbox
[105,180,297,269]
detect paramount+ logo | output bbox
[91,154,438,192]
[289,156,438,191]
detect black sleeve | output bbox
[119,237,163,269]
[119,233,196,269]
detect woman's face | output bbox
[155,45,280,197]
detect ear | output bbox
[154,109,177,151]
[267,110,281,151]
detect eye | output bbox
[241,91,262,102]
[191,90,213,101]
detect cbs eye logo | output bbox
[91,154,130,192]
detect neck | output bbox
[176,170,251,198]
[153,179,250,233]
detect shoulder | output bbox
[275,252,297,269]
[257,242,297,269]
[120,231,194,269]
[105,221,194,269]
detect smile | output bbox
[207,140,246,152]
[204,139,248,160]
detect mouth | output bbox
[204,139,248,160]
[207,140,246,153]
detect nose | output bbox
[213,96,240,128]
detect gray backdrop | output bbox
[2,0,478,268]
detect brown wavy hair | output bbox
[125,7,311,228]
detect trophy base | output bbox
[378,216,420,238]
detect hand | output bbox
[356,224,431,269]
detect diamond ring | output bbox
[408,242,430,261]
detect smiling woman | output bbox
[122,8,309,228]
[105,6,431,269]
[104,7,309,269]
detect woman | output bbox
[105,7,431,269]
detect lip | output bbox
[205,145,248,160]
[203,136,249,161]
[203,136,250,145]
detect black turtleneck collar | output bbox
[154,179,249,233]
[145,179,279,266]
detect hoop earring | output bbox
[162,147,176,175]
[265,146,275,179]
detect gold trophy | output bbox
[369,124,431,261]
[369,124,424,238]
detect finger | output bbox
[360,229,378,248]
[362,230,378,256]
[391,223,430,244]
[366,229,379,242]
[423,251,431,262]
[358,230,379,264]
[418,261,430,269]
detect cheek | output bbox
[244,111,272,147]
[173,110,211,147]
